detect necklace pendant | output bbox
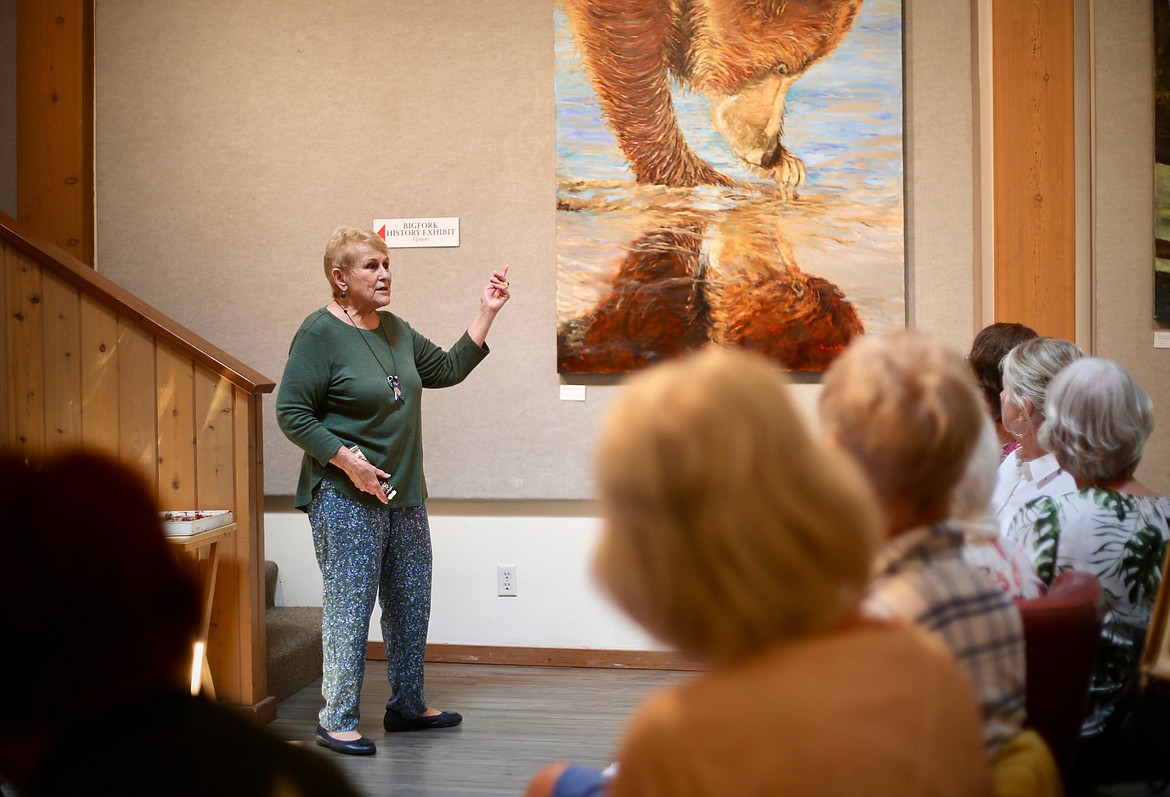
[388,374,403,402]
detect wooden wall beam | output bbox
[16,0,93,266]
[991,0,1077,338]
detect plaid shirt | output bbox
[863,522,1027,757]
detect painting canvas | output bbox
[1155,0,1170,321]
[555,0,905,373]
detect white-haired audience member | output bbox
[954,416,1045,599]
[992,337,1084,532]
[526,347,991,797]
[818,331,1027,759]
[1005,358,1170,750]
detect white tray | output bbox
[160,509,234,536]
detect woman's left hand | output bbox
[482,265,511,313]
[467,265,511,347]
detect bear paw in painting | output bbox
[562,0,863,188]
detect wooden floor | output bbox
[268,661,694,797]
[271,661,1170,797]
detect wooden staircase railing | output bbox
[1,211,278,720]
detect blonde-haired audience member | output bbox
[954,416,1045,599]
[819,331,1027,758]
[992,336,1084,532]
[526,347,991,797]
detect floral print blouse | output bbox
[1005,488,1170,736]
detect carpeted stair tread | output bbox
[265,560,278,609]
[264,561,323,703]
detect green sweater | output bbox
[276,309,489,511]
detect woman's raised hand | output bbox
[482,264,511,313]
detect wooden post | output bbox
[16,0,94,266]
[991,0,1077,338]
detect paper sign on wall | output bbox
[374,217,460,249]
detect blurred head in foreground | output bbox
[818,331,986,536]
[592,346,882,664]
[0,450,200,780]
[949,415,1003,530]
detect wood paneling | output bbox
[991,0,1077,338]
[0,243,9,445]
[40,271,82,449]
[16,0,93,265]
[156,342,197,508]
[5,246,45,454]
[195,370,235,506]
[1,215,276,713]
[235,389,268,705]
[78,294,120,452]
[118,319,157,486]
[193,369,238,698]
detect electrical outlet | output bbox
[497,564,517,597]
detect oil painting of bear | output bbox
[562,0,864,189]
[555,0,905,374]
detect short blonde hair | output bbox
[593,347,882,664]
[1000,336,1084,419]
[322,226,390,299]
[818,331,984,518]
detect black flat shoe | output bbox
[383,708,463,732]
[315,725,376,755]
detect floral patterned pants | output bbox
[308,480,432,731]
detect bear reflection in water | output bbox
[556,208,863,374]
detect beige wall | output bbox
[92,0,983,500]
[85,0,1170,502]
[1092,0,1170,493]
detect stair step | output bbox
[264,561,323,703]
[266,605,323,703]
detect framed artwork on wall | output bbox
[554,0,906,374]
[1156,0,1170,322]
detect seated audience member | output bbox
[967,322,1039,461]
[991,337,1084,532]
[954,415,1045,599]
[818,331,1027,757]
[0,450,362,797]
[1004,358,1170,744]
[527,347,992,797]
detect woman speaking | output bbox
[277,226,509,756]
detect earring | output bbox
[340,291,347,299]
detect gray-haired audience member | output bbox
[991,336,1084,531]
[1005,358,1170,747]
